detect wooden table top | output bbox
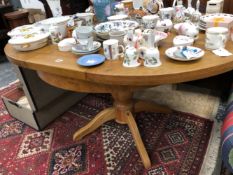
[4,32,233,86]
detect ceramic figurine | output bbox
[191,0,202,26]
[173,5,186,23]
[142,30,161,67]
[184,0,195,18]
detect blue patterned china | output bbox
[77,54,106,67]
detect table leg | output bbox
[73,107,116,141]
[125,110,152,169]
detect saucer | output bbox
[165,46,205,61]
[77,54,105,67]
[72,41,101,55]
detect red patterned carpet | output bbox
[0,84,213,175]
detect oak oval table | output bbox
[4,33,233,169]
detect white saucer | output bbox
[165,46,205,61]
[72,41,101,55]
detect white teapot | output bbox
[176,22,199,39]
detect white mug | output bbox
[142,15,159,29]
[74,26,93,51]
[76,13,94,26]
[205,27,229,50]
[159,7,174,20]
[103,39,124,60]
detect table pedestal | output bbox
[73,89,172,169]
[38,71,172,169]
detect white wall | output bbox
[19,0,62,17]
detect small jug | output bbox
[142,30,161,67]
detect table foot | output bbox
[134,100,172,114]
[73,107,116,141]
[125,110,152,169]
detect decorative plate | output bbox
[165,46,205,61]
[200,13,233,23]
[72,41,101,55]
[95,20,139,33]
[77,54,105,67]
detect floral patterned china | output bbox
[95,20,139,34]
[8,32,50,51]
[7,25,43,37]
[36,16,70,38]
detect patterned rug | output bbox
[0,84,214,175]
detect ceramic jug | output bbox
[142,30,161,67]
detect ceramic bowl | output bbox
[36,16,70,38]
[8,33,49,51]
[8,32,49,51]
[95,20,139,40]
[58,38,76,52]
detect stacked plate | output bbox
[199,13,233,31]
[72,41,101,55]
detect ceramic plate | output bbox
[72,41,101,55]
[165,46,205,61]
[95,20,139,33]
[200,13,233,23]
[77,54,105,67]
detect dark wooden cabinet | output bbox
[0,5,13,62]
[223,0,233,14]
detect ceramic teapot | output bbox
[177,22,199,39]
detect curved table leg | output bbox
[134,100,172,114]
[125,110,151,169]
[73,107,116,141]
